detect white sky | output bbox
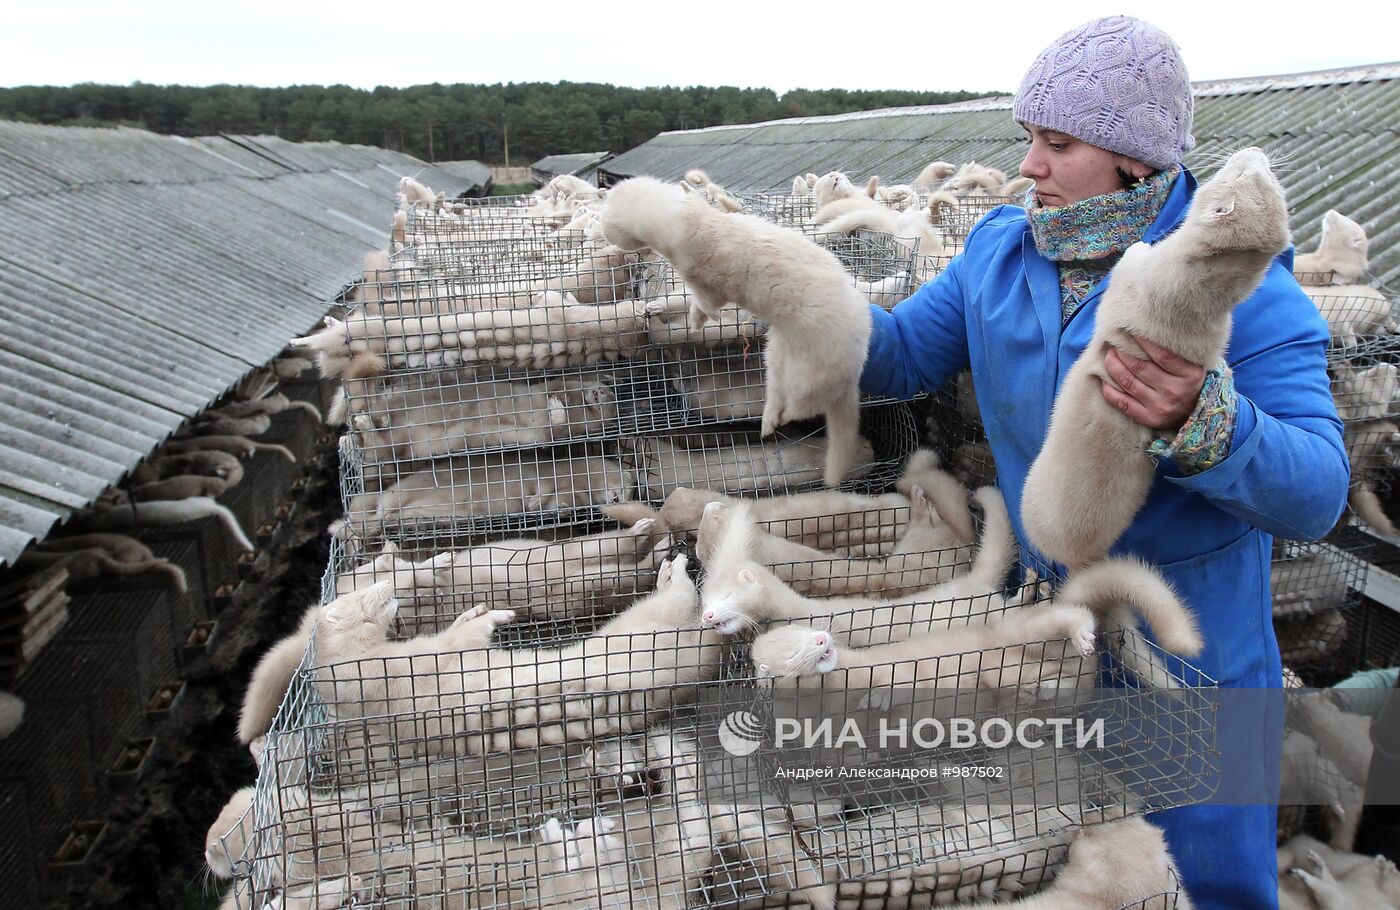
[3,1,1397,96]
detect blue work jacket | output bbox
[860,168,1350,910]
[861,168,1349,687]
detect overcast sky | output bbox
[4,1,1397,96]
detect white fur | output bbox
[603,177,871,486]
[1294,209,1370,285]
[1022,148,1291,568]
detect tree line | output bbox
[0,82,985,164]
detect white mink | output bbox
[338,452,635,537]
[660,485,913,555]
[351,371,618,461]
[1304,284,1397,347]
[695,482,974,597]
[396,175,436,209]
[1022,147,1291,569]
[941,161,1008,196]
[1330,360,1399,421]
[913,160,957,187]
[310,555,724,756]
[697,489,1017,644]
[603,176,870,486]
[682,168,743,212]
[951,817,1191,909]
[677,352,767,422]
[811,170,864,207]
[1280,837,1400,910]
[749,602,1098,696]
[408,504,671,622]
[1294,209,1370,285]
[660,448,959,551]
[640,434,875,497]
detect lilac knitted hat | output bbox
[1013,15,1195,170]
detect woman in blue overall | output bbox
[860,16,1349,909]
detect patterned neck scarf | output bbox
[1022,166,1180,324]
[1025,166,1180,262]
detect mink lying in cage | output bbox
[701,495,1203,689]
[632,433,877,500]
[1344,418,1400,535]
[348,367,620,460]
[335,450,637,539]
[307,553,724,758]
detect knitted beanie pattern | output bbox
[1013,16,1195,170]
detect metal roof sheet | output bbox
[432,160,493,193]
[532,151,613,179]
[602,64,1400,287]
[0,120,483,566]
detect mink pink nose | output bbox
[703,610,715,623]
[813,633,829,646]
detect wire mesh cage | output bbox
[250,168,1224,910]
[1271,536,1369,685]
[1304,284,1398,352]
[918,371,997,491]
[734,191,817,227]
[227,554,1213,910]
[338,434,643,544]
[338,398,920,549]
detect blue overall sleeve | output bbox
[1159,267,1350,541]
[860,253,972,401]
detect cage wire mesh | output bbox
[230,623,1209,908]
[338,398,918,548]
[231,174,1215,910]
[343,221,921,377]
[1305,284,1398,353]
[1326,333,1400,537]
[240,483,1214,909]
[917,371,997,491]
[1271,538,1369,684]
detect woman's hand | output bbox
[1099,334,1206,433]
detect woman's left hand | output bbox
[1099,334,1206,433]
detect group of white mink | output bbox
[202,163,1394,910]
[210,447,1203,910]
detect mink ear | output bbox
[1205,197,1237,221]
[323,601,353,625]
[739,568,757,585]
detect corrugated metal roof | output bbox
[0,120,481,566]
[432,160,493,193]
[532,151,613,179]
[602,63,1400,288]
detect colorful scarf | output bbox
[1024,166,1180,323]
[1025,166,1180,263]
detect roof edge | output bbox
[1192,61,1400,96]
[646,60,1400,139]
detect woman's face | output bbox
[1018,124,1147,206]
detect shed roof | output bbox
[531,151,613,180]
[431,159,493,194]
[601,62,1400,287]
[0,121,477,566]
